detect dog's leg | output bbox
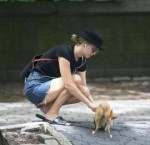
[92,113,102,134]
[92,117,100,134]
[108,125,112,138]
[93,120,96,130]
[105,124,112,138]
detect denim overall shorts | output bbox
[24,71,54,107]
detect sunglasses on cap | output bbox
[91,47,99,54]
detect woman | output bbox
[24,29,104,125]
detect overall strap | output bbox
[32,58,57,69]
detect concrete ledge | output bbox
[46,125,72,145]
[0,122,44,130]
[0,122,72,145]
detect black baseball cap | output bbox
[79,29,104,51]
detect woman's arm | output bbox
[77,71,94,103]
[77,71,87,86]
[58,57,96,111]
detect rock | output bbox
[45,139,59,145]
[20,125,42,134]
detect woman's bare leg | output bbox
[39,74,92,120]
[40,101,55,114]
[39,75,78,107]
[40,95,80,114]
[45,89,71,120]
[39,77,65,106]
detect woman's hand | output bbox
[88,103,97,112]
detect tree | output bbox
[0,130,9,145]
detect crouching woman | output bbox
[24,29,104,125]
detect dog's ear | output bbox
[112,114,117,120]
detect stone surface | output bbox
[1,123,69,145]
[45,139,59,145]
[0,100,150,145]
[56,100,150,145]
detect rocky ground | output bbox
[0,80,150,145]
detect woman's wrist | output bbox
[88,102,97,112]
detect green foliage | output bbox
[0,0,113,2]
[0,14,150,71]
[0,0,36,2]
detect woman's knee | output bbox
[73,74,82,86]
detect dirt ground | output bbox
[0,81,149,102]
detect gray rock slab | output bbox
[55,100,150,145]
[0,100,150,145]
[45,139,59,145]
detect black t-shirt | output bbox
[34,44,87,78]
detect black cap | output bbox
[79,29,104,51]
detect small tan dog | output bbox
[92,102,117,138]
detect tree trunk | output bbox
[0,130,9,145]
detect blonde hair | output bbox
[71,34,86,45]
